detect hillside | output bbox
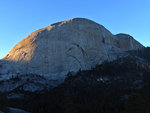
[1,47,150,113]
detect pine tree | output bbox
[124,93,147,113]
[0,96,9,113]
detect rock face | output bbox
[115,33,144,51]
[1,18,144,76]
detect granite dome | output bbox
[1,18,144,76]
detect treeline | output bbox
[1,47,150,113]
[7,56,150,112]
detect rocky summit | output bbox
[0,18,144,92]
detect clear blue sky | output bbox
[0,0,150,59]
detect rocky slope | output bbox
[0,18,144,93]
[2,47,150,113]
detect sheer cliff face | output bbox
[1,18,144,75]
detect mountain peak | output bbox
[0,18,144,86]
[51,18,93,25]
